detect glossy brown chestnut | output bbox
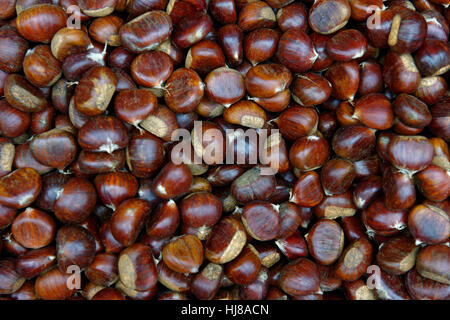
[416,244,450,285]
[11,208,55,250]
[408,204,450,245]
[162,234,203,274]
[56,225,96,272]
[335,238,373,281]
[118,243,157,291]
[0,168,41,209]
[119,10,173,53]
[16,4,67,43]
[309,0,351,35]
[279,258,320,296]
[111,198,150,246]
[34,267,75,300]
[306,219,344,265]
[376,236,419,275]
[94,172,138,210]
[205,216,247,264]
[54,177,97,224]
[85,253,118,287]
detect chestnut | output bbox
[85,253,118,287]
[241,201,280,241]
[325,61,360,101]
[74,66,118,116]
[415,244,450,285]
[56,225,96,273]
[152,162,193,200]
[408,204,450,245]
[4,74,47,113]
[332,125,376,161]
[146,200,179,239]
[405,269,450,300]
[383,52,421,94]
[205,216,247,264]
[276,2,308,32]
[157,260,193,292]
[277,29,317,73]
[111,198,150,246]
[118,243,157,291]
[16,4,67,43]
[414,39,450,76]
[290,171,324,207]
[279,258,320,296]
[276,106,319,141]
[321,158,356,196]
[78,115,130,153]
[224,244,261,285]
[11,208,55,249]
[291,73,331,107]
[34,267,76,300]
[0,258,25,294]
[119,10,173,53]
[205,67,245,106]
[376,236,419,275]
[29,128,77,170]
[23,45,61,87]
[54,177,97,224]
[238,1,276,32]
[231,166,275,204]
[309,0,351,34]
[0,168,41,209]
[245,63,292,98]
[172,12,213,48]
[275,230,308,260]
[162,234,203,274]
[306,219,345,265]
[94,172,138,210]
[336,238,373,282]
[126,130,165,178]
[218,24,244,67]
[164,68,204,114]
[191,263,223,300]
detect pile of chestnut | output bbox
[0,0,449,301]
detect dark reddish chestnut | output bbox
[241,201,280,241]
[408,204,449,245]
[376,236,419,275]
[119,11,173,53]
[205,216,247,264]
[0,168,41,209]
[16,4,67,43]
[309,0,351,34]
[205,67,245,106]
[275,230,308,260]
[238,1,276,32]
[110,198,150,246]
[56,225,96,272]
[162,234,203,274]
[276,106,318,141]
[172,12,213,48]
[29,129,77,170]
[54,177,97,224]
[335,238,373,281]
[94,172,138,210]
[11,208,55,249]
[164,68,204,114]
[78,115,130,153]
[279,258,320,296]
[415,244,450,284]
[306,219,344,265]
[118,243,157,291]
[325,61,360,101]
[85,253,118,287]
